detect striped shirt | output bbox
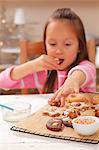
[0,60,96,93]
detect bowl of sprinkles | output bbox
[72,116,99,136]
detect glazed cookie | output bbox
[63,108,80,119]
[71,102,82,107]
[64,101,95,117]
[46,118,63,131]
[65,93,91,103]
[93,104,99,117]
[71,102,92,110]
[92,95,99,104]
[79,107,95,116]
[43,106,61,117]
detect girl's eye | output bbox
[49,43,56,46]
[65,43,71,46]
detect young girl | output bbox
[0,8,96,106]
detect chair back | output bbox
[87,39,96,64]
[20,40,45,64]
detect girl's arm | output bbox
[0,54,59,89]
[49,60,96,107]
[11,54,59,80]
[49,70,86,107]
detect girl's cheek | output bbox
[69,53,78,61]
[47,49,55,56]
[47,51,52,56]
[66,52,77,61]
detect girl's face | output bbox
[45,20,79,70]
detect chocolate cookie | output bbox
[95,110,99,117]
[62,117,73,128]
[46,118,63,131]
[48,100,60,107]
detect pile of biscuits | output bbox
[43,93,99,131]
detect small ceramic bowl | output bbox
[72,116,99,136]
[2,101,31,122]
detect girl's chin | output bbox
[57,66,67,71]
[57,62,72,70]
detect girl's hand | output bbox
[48,77,80,107]
[11,54,59,80]
[32,54,59,71]
[48,70,86,107]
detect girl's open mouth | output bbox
[58,59,64,65]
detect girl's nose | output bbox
[55,48,62,54]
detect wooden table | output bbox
[0,94,99,150]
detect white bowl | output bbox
[72,116,99,136]
[2,101,31,122]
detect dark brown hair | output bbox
[42,8,89,93]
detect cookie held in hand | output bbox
[48,100,60,107]
[46,118,63,131]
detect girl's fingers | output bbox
[49,84,80,107]
[43,63,57,70]
[74,86,79,93]
[44,61,59,70]
[48,91,59,103]
[54,88,63,100]
[48,88,62,105]
[45,57,59,68]
[55,87,70,99]
[39,55,59,70]
[60,96,65,107]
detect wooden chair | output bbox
[19,39,96,94]
[19,40,45,94]
[20,40,45,64]
[87,39,96,64]
[87,39,99,91]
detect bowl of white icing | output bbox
[2,101,31,122]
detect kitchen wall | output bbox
[0,0,99,41]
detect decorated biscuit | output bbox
[92,95,99,104]
[79,107,95,116]
[62,117,73,128]
[46,118,63,131]
[95,110,99,117]
[65,93,91,103]
[63,108,80,119]
[43,106,62,117]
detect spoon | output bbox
[0,104,14,111]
